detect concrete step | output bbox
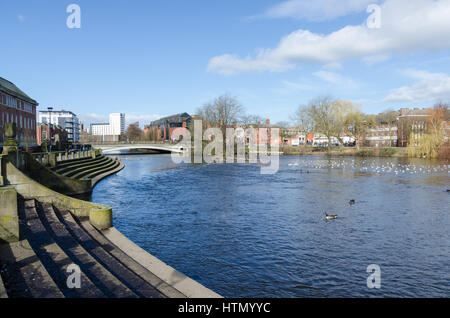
[91,160,125,187]
[77,217,185,298]
[35,201,138,298]
[52,156,101,170]
[19,199,105,298]
[80,160,121,180]
[0,239,63,298]
[69,158,116,179]
[62,157,113,178]
[54,156,108,175]
[52,206,165,298]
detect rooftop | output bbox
[39,110,78,116]
[0,77,38,105]
[399,107,430,117]
[149,112,191,124]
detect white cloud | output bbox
[262,0,377,21]
[207,52,295,76]
[313,70,360,89]
[322,62,343,71]
[125,113,161,127]
[383,70,450,103]
[208,0,450,75]
[17,14,24,23]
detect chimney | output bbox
[266,118,271,126]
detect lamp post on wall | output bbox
[47,107,53,153]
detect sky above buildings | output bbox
[1,0,450,126]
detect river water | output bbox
[91,154,450,297]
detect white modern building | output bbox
[90,113,125,138]
[109,113,125,135]
[38,110,79,142]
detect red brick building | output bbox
[397,108,430,147]
[144,113,191,141]
[0,77,38,145]
[36,123,69,149]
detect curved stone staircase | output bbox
[50,155,124,187]
[0,196,184,298]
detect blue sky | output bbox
[1,0,450,126]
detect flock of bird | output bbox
[287,159,449,221]
[288,159,449,175]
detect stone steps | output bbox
[0,239,63,298]
[63,157,113,178]
[50,205,164,298]
[80,161,121,180]
[52,156,102,170]
[76,218,184,298]
[71,159,119,179]
[17,199,105,297]
[34,201,137,298]
[52,156,109,175]
[0,197,168,298]
[50,155,122,185]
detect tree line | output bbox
[123,93,449,158]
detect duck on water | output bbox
[325,213,337,220]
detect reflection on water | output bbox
[92,154,450,297]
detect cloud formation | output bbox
[208,0,450,75]
[383,70,450,103]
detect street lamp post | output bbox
[48,107,53,153]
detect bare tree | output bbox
[345,111,376,150]
[295,96,355,151]
[428,102,448,135]
[126,122,143,141]
[196,94,245,135]
[240,114,265,128]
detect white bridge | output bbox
[95,143,186,154]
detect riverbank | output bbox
[184,145,410,161]
[280,146,409,158]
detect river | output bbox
[91,154,450,297]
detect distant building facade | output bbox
[38,110,80,143]
[397,108,431,147]
[36,123,68,149]
[0,77,38,145]
[365,124,398,147]
[90,113,125,142]
[145,113,191,141]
